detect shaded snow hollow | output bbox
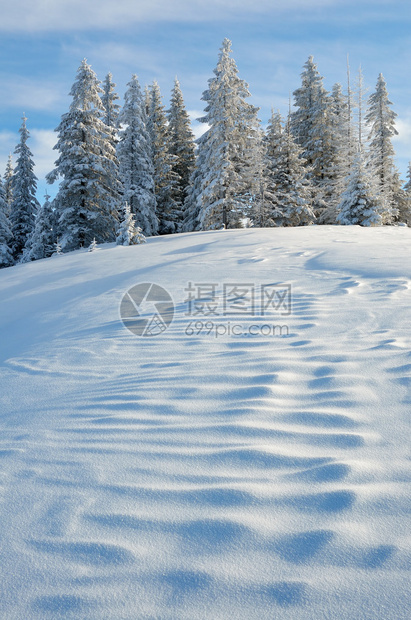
[0,226,410,619]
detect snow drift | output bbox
[0,226,410,619]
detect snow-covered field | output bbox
[0,226,410,620]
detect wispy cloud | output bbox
[0,0,388,32]
[0,74,67,114]
[188,110,209,141]
[30,129,58,178]
[393,116,411,162]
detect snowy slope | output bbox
[0,226,410,620]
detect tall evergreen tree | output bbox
[181,139,206,232]
[356,66,369,149]
[117,75,158,236]
[10,115,39,259]
[254,110,283,227]
[101,72,120,129]
[47,59,122,251]
[167,78,196,227]
[346,56,356,170]
[3,153,13,215]
[147,80,180,234]
[365,73,401,223]
[256,111,314,227]
[336,147,384,226]
[320,83,351,223]
[0,178,14,268]
[101,72,122,207]
[247,123,268,227]
[291,56,333,221]
[195,38,261,229]
[21,193,57,262]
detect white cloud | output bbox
[0,0,351,32]
[392,117,411,176]
[30,129,57,178]
[394,117,411,146]
[0,75,67,113]
[188,111,209,141]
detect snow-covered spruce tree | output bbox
[144,85,151,117]
[88,238,99,252]
[100,73,122,209]
[253,110,284,227]
[116,202,146,245]
[53,238,62,255]
[336,146,384,226]
[181,137,206,232]
[46,59,122,252]
[398,162,411,225]
[195,38,261,229]
[4,153,14,215]
[147,80,180,234]
[248,122,269,227]
[320,83,352,224]
[365,73,401,223]
[101,73,120,129]
[117,75,158,236]
[21,193,57,262]
[167,78,196,228]
[0,178,14,268]
[257,111,314,227]
[291,56,334,222]
[10,115,40,260]
[346,56,356,168]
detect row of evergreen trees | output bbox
[1,39,410,269]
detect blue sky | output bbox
[1,0,411,201]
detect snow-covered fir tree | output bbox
[144,85,151,117]
[181,138,207,232]
[256,111,314,227]
[117,75,158,236]
[167,78,196,227]
[355,66,371,151]
[47,59,122,252]
[320,83,352,223]
[336,146,384,226]
[365,73,401,223]
[10,115,40,259]
[291,56,333,221]
[21,193,57,262]
[53,238,62,255]
[404,162,411,193]
[101,73,120,129]
[147,80,180,234]
[195,38,261,229]
[3,153,14,215]
[253,110,284,227]
[346,56,356,169]
[88,238,99,252]
[0,178,14,268]
[116,202,146,245]
[100,73,122,207]
[247,123,268,227]
[398,161,411,225]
